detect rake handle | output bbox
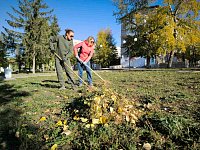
[54,53,88,86]
[84,63,105,82]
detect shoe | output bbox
[59,86,66,90]
[89,84,93,87]
[65,80,72,84]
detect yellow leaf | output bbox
[85,124,91,128]
[56,120,63,126]
[74,109,79,113]
[43,134,49,141]
[63,125,68,131]
[51,144,58,150]
[90,124,95,128]
[94,96,101,104]
[111,94,117,102]
[39,117,46,121]
[61,130,71,136]
[15,131,20,138]
[104,123,109,127]
[63,120,67,125]
[27,134,33,139]
[92,118,99,124]
[117,107,123,113]
[130,119,136,124]
[73,115,80,121]
[63,96,68,99]
[130,114,138,120]
[99,116,107,124]
[80,117,88,123]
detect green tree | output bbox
[48,15,60,71]
[94,29,118,68]
[50,15,60,36]
[0,34,8,68]
[5,0,54,73]
[0,32,16,68]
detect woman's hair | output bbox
[65,29,74,35]
[86,36,95,43]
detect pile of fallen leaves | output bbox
[66,86,143,129]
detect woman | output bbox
[74,36,95,87]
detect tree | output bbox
[113,0,200,68]
[48,15,60,71]
[94,28,119,68]
[5,0,54,73]
[50,15,60,36]
[0,34,8,68]
[0,32,17,69]
[160,0,200,67]
[185,26,200,67]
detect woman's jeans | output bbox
[77,61,92,85]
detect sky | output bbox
[0,0,163,47]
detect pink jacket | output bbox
[74,40,94,62]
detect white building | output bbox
[116,46,121,58]
[73,39,82,45]
[120,6,159,68]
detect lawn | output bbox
[0,70,200,150]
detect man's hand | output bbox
[51,49,55,54]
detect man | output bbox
[50,29,76,90]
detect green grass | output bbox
[0,70,200,149]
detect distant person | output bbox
[50,29,76,90]
[74,36,95,87]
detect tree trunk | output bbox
[42,64,45,72]
[32,54,35,74]
[146,56,151,68]
[17,56,21,73]
[167,50,174,68]
[18,62,21,73]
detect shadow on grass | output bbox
[42,80,59,83]
[0,81,33,149]
[0,83,30,105]
[0,108,21,150]
[31,82,60,89]
[31,79,80,89]
[63,96,90,121]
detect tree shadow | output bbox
[42,80,59,83]
[63,96,90,121]
[0,108,21,149]
[30,82,60,89]
[0,83,30,105]
[0,81,32,149]
[31,79,80,89]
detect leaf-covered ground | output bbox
[0,70,200,149]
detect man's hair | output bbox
[65,29,74,35]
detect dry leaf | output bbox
[62,130,71,136]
